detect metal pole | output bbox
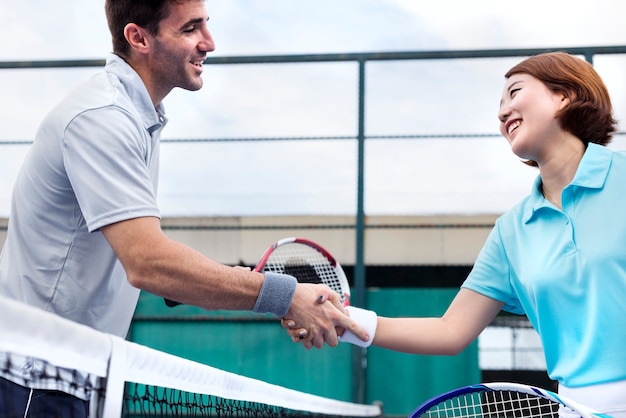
[352,58,367,404]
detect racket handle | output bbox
[339,306,378,347]
[164,298,181,307]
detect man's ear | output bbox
[124,23,151,54]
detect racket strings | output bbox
[419,390,574,417]
[283,263,323,284]
[261,243,345,300]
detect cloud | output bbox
[0,2,110,60]
[390,0,626,49]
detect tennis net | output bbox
[0,295,382,417]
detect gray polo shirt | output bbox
[0,53,166,338]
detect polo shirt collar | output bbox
[105,53,168,134]
[523,143,611,223]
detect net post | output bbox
[101,336,128,418]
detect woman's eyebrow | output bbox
[500,80,522,106]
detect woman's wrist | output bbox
[339,306,378,347]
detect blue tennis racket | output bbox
[409,382,610,418]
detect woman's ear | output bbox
[558,93,571,111]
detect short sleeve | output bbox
[64,106,160,232]
[461,221,524,314]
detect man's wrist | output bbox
[252,272,297,317]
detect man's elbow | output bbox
[125,269,148,290]
[123,262,156,291]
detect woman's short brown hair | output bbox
[505,51,617,147]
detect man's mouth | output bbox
[190,60,204,69]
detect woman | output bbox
[285,52,626,416]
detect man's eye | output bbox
[183,26,197,33]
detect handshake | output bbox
[279,285,378,350]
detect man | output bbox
[0,1,368,415]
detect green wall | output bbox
[128,288,479,416]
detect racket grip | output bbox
[339,306,377,347]
[164,298,181,307]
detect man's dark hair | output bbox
[104,0,179,57]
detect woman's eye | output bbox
[510,88,520,97]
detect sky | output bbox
[1,1,626,217]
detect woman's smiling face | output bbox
[498,73,569,163]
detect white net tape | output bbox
[0,295,381,417]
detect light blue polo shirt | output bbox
[0,54,166,338]
[463,143,626,388]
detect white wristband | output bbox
[339,306,377,347]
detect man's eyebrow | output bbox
[179,16,208,30]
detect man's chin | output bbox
[179,78,204,92]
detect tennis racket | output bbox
[409,382,609,418]
[165,237,350,307]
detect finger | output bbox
[323,330,339,348]
[335,326,344,337]
[316,289,347,315]
[311,335,323,349]
[325,291,345,313]
[280,318,297,328]
[312,325,339,348]
[336,314,370,342]
[286,327,308,340]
